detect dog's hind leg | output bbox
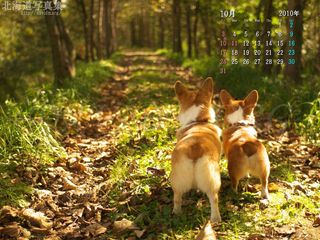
[171,157,194,214]
[207,191,221,223]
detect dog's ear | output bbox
[220,89,233,106]
[198,77,214,100]
[175,81,188,101]
[244,90,259,107]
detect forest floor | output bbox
[1,50,320,240]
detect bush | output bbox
[183,56,219,79]
[0,100,66,166]
[0,59,114,207]
[296,95,320,144]
[156,49,185,65]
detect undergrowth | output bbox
[183,56,320,143]
[0,60,114,207]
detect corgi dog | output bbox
[171,78,222,222]
[220,90,270,199]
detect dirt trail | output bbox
[0,51,182,239]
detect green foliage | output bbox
[297,95,320,144]
[182,55,320,143]
[183,56,219,79]
[0,100,65,207]
[0,100,66,165]
[65,60,114,101]
[157,49,185,65]
[0,178,33,207]
[0,59,114,207]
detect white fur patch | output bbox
[195,156,221,192]
[229,126,257,143]
[227,107,244,124]
[178,105,201,127]
[209,108,216,122]
[204,222,215,235]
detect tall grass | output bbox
[297,95,320,144]
[0,60,114,207]
[0,100,66,165]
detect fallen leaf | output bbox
[274,226,296,235]
[44,235,61,240]
[268,182,280,192]
[146,167,165,176]
[259,199,269,210]
[196,221,217,240]
[83,223,107,236]
[30,227,52,234]
[134,229,146,238]
[0,223,20,237]
[21,208,53,229]
[113,218,138,232]
[72,161,87,172]
[313,214,320,227]
[247,233,266,240]
[0,205,19,218]
[62,177,77,190]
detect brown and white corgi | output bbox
[220,89,270,199]
[171,78,222,222]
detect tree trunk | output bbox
[44,0,75,86]
[284,0,304,84]
[172,0,182,53]
[130,18,137,47]
[77,0,89,61]
[138,14,144,47]
[88,0,95,61]
[103,0,116,57]
[97,0,103,59]
[158,14,164,48]
[262,0,273,74]
[193,0,200,58]
[185,1,192,58]
[201,0,212,56]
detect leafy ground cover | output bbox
[0,51,319,239]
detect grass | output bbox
[297,94,320,144]
[0,60,114,207]
[103,52,319,239]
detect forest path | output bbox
[1,50,319,239]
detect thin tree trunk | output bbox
[130,18,137,47]
[88,0,95,61]
[111,0,117,51]
[262,0,273,74]
[185,1,192,58]
[201,0,212,56]
[44,0,75,86]
[78,0,89,61]
[103,0,116,57]
[138,14,144,47]
[158,13,165,48]
[172,0,182,53]
[97,0,103,59]
[193,0,200,58]
[158,14,164,48]
[284,0,304,83]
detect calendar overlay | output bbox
[218,9,300,74]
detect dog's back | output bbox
[171,78,222,222]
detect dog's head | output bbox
[220,89,258,126]
[175,77,216,127]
